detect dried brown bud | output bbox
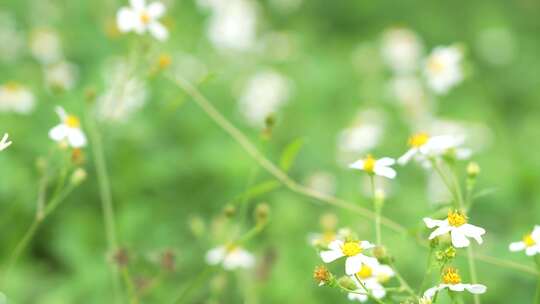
[161,250,176,272]
[313,265,332,286]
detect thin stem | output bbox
[430,159,459,209]
[418,247,434,294]
[121,267,138,304]
[390,262,416,299]
[370,175,381,245]
[167,74,539,277]
[172,267,213,304]
[355,274,386,304]
[467,246,480,304]
[534,256,540,304]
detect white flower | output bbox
[29,28,62,65]
[398,133,464,165]
[320,239,377,275]
[205,245,255,270]
[117,0,168,41]
[350,155,396,179]
[238,69,291,127]
[44,60,79,91]
[424,268,486,299]
[0,133,12,151]
[424,46,463,94]
[381,28,423,74]
[305,171,336,196]
[424,211,485,248]
[0,82,35,114]
[337,109,385,161]
[48,106,87,148]
[509,226,540,256]
[348,261,395,302]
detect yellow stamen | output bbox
[4,81,21,92]
[140,12,151,24]
[363,154,376,173]
[442,267,461,285]
[65,115,81,128]
[447,210,467,227]
[408,132,429,148]
[357,265,373,279]
[341,241,362,257]
[523,234,536,247]
[428,58,445,74]
[322,232,336,243]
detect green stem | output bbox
[534,256,540,304]
[418,247,434,294]
[467,246,480,304]
[172,267,213,304]
[354,274,386,304]
[431,159,459,209]
[390,262,416,299]
[370,175,381,245]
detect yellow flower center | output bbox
[4,81,21,92]
[408,132,429,148]
[341,241,362,257]
[322,232,336,243]
[158,54,172,69]
[363,154,376,173]
[442,268,461,285]
[428,58,445,74]
[65,115,81,128]
[447,210,467,227]
[523,234,536,247]
[140,12,151,24]
[357,265,373,279]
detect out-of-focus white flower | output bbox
[423,268,486,299]
[305,171,336,196]
[509,226,540,256]
[424,46,463,94]
[205,0,257,52]
[0,12,25,63]
[0,82,35,114]
[338,109,385,162]
[29,28,62,65]
[320,239,377,275]
[238,69,291,127]
[424,211,485,248]
[0,133,12,151]
[350,155,396,179]
[428,119,493,155]
[96,58,147,122]
[117,0,168,41]
[309,228,351,248]
[44,61,79,91]
[398,133,464,165]
[49,106,87,148]
[348,260,395,302]
[205,245,255,270]
[381,28,423,74]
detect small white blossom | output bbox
[29,28,62,65]
[398,133,464,165]
[350,155,396,179]
[0,133,12,151]
[348,261,395,302]
[381,28,423,74]
[48,106,87,148]
[424,211,485,248]
[117,0,168,41]
[337,109,385,161]
[320,239,377,275]
[205,245,255,270]
[424,46,463,94]
[424,268,486,299]
[509,226,540,256]
[0,82,35,114]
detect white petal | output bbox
[49,124,68,141]
[320,249,343,263]
[349,159,365,170]
[448,284,466,292]
[55,106,67,120]
[458,224,485,244]
[429,224,452,240]
[398,148,417,165]
[117,8,137,32]
[424,285,445,299]
[149,22,168,41]
[423,217,446,229]
[526,246,539,256]
[67,129,87,148]
[130,0,146,10]
[373,165,396,179]
[348,292,368,302]
[451,229,471,248]
[377,157,395,166]
[358,254,379,267]
[205,247,225,265]
[509,242,526,252]
[148,2,165,18]
[360,240,375,250]
[464,284,487,294]
[328,239,344,251]
[532,225,540,240]
[345,255,363,275]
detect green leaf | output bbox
[279,138,305,172]
[231,180,281,206]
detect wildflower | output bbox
[116,0,169,41]
[313,265,333,286]
[509,226,540,256]
[0,133,12,151]
[424,210,485,248]
[0,82,35,114]
[398,133,464,165]
[238,69,291,127]
[338,109,385,159]
[49,106,87,148]
[423,267,486,299]
[348,261,395,302]
[424,46,463,94]
[381,28,423,74]
[29,28,62,65]
[205,245,255,270]
[349,155,396,179]
[320,239,377,275]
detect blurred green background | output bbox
[1,0,540,303]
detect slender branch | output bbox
[467,246,480,304]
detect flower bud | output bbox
[467,162,480,178]
[373,245,387,260]
[254,203,270,224]
[70,168,87,185]
[374,188,385,209]
[337,275,357,290]
[223,204,236,218]
[158,53,172,69]
[313,265,333,286]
